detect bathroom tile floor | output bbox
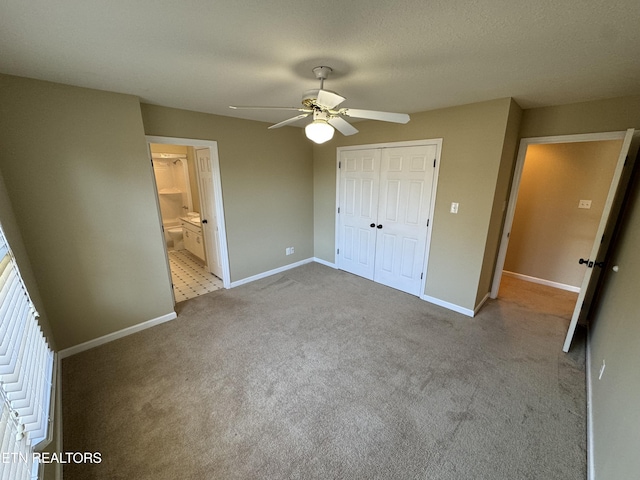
[168,249,223,303]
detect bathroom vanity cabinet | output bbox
[181,219,205,261]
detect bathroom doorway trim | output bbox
[146,136,231,289]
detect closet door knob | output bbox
[202,219,208,224]
[370,223,376,228]
[377,224,383,229]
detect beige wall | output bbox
[0,74,175,350]
[313,98,519,311]
[522,97,640,480]
[475,99,523,305]
[521,95,640,138]
[140,104,314,282]
[588,167,640,479]
[505,140,622,287]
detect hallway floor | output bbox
[168,249,222,302]
[498,273,579,320]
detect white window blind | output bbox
[0,224,55,480]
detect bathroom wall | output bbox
[153,157,191,222]
[150,143,201,217]
[150,143,195,227]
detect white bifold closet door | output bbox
[338,144,436,296]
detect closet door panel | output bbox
[337,149,381,280]
[337,143,437,297]
[374,145,436,295]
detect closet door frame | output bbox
[335,139,442,297]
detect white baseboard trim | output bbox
[586,331,595,480]
[502,270,581,293]
[229,258,315,288]
[59,259,320,359]
[58,312,177,359]
[421,295,475,317]
[475,292,491,315]
[312,257,337,269]
[55,262,488,358]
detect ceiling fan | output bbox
[229,66,410,144]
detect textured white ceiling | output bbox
[2,0,640,126]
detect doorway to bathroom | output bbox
[146,136,230,304]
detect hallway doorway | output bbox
[492,130,635,351]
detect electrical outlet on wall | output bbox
[285,247,295,255]
[450,202,459,214]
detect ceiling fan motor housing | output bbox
[301,88,343,109]
[302,66,335,106]
[302,89,320,108]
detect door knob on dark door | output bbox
[370,223,376,228]
[579,258,595,268]
[377,224,383,229]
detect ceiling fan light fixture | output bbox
[305,119,334,144]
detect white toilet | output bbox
[167,227,184,250]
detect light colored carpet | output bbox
[62,263,586,479]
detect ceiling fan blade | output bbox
[316,90,346,109]
[342,108,410,124]
[328,116,359,136]
[230,105,311,112]
[268,113,311,129]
